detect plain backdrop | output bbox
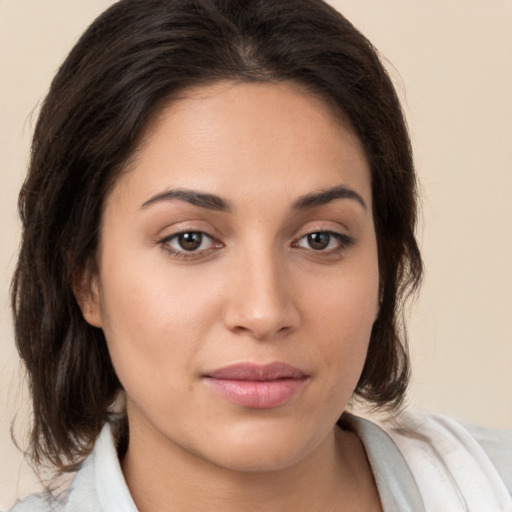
[1,0,511,507]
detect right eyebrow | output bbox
[292,185,367,211]
[140,189,231,212]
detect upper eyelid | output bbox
[291,217,351,233]
[291,229,356,253]
[292,225,351,240]
[156,224,219,241]
[157,227,351,243]
[159,230,218,247]
[294,230,354,244]
[161,229,213,239]
[154,218,354,245]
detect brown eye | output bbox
[159,230,223,259]
[294,231,354,253]
[307,232,331,250]
[161,231,216,255]
[177,232,203,251]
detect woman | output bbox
[6,0,511,511]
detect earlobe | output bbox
[72,267,103,328]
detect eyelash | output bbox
[158,231,220,259]
[292,231,355,254]
[157,230,355,260]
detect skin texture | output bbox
[79,81,382,511]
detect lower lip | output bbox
[204,378,307,409]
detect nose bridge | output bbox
[223,241,299,339]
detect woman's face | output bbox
[82,81,380,472]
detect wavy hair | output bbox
[12,0,422,472]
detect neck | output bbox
[121,414,380,512]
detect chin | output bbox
[192,421,328,474]
[208,445,310,474]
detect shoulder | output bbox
[5,423,137,512]
[5,492,62,512]
[463,421,512,492]
[381,409,512,485]
[376,408,512,509]
[4,424,115,512]
[4,479,97,512]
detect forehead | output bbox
[112,80,371,211]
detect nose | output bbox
[222,248,301,340]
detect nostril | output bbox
[225,313,298,340]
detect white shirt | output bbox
[6,409,512,512]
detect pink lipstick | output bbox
[203,362,308,409]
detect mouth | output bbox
[203,362,309,409]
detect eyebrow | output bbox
[140,184,366,212]
[141,189,230,211]
[292,185,367,211]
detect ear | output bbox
[72,266,103,328]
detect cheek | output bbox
[300,259,379,374]
[95,255,222,395]
[285,271,378,431]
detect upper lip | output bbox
[204,362,307,381]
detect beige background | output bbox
[1,0,511,507]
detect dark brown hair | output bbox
[12,0,422,472]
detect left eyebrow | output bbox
[292,185,367,211]
[140,189,230,211]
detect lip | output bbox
[203,362,308,409]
